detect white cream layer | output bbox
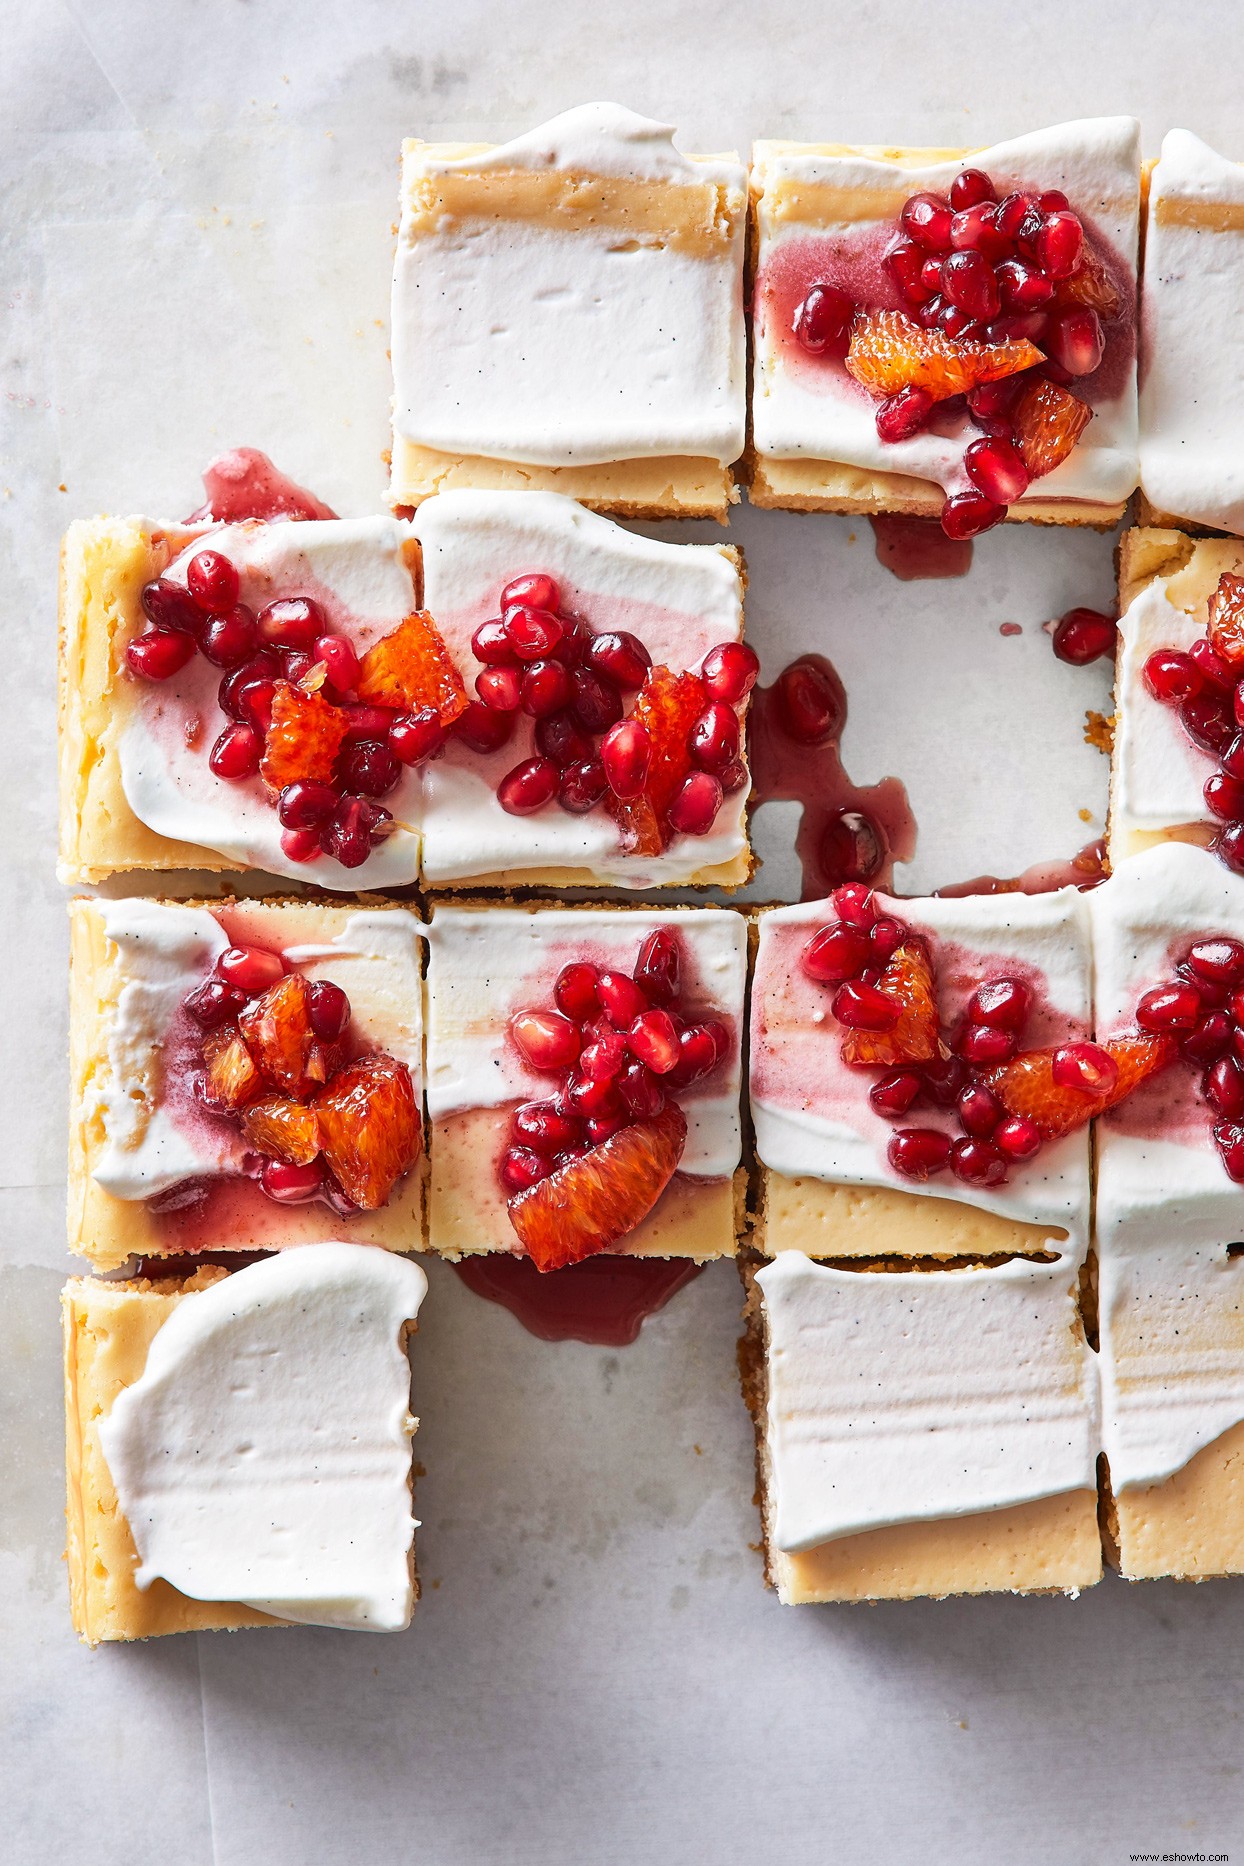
[391,103,747,467]
[758,1251,1100,1552]
[414,490,748,887]
[90,901,425,1202]
[1139,131,1244,533]
[1111,573,1214,856]
[424,905,747,1179]
[750,888,1094,1252]
[119,517,424,890]
[752,118,1141,505]
[98,1244,427,1631]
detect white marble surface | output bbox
[4,3,1244,1861]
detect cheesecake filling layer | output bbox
[758,1251,1100,1552]
[98,1245,427,1631]
[1112,576,1214,845]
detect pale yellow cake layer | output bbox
[1115,1421,1244,1581]
[68,897,426,1269]
[389,435,737,521]
[746,452,1124,529]
[62,1269,283,1643]
[428,1104,743,1260]
[421,847,754,894]
[754,1165,1067,1260]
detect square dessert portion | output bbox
[1092,842,1244,1581]
[63,1245,427,1643]
[424,902,748,1268]
[389,103,747,521]
[1139,131,1244,535]
[68,896,425,1270]
[749,119,1141,538]
[414,489,753,890]
[743,1251,1102,1603]
[750,884,1095,1262]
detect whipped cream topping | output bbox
[89,901,424,1202]
[1111,572,1216,855]
[392,103,747,467]
[1139,131,1244,533]
[750,887,1093,1250]
[414,489,748,887]
[99,1245,428,1631]
[758,1251,1100,1552]
[752,118,1141,505]
[424,904,747,1179]
[119,516,424,890]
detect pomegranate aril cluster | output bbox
[1143,630,1244,875]
[499,930,730,1196]
[1134,935,1244,1179]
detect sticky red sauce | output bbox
[869,514,973,582]
[451,1253,704,1346]
[186,448,338,524]
[936,837,1108,898]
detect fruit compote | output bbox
[1142,572,1244,875]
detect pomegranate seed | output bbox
[283,651,314,685]
[313,635,359,694]
[471,619,517,665]
[965,435,1030,505]
[537,711,592,769]
[339,741,400,798]
[1036,210,1083,280]
[916,295,945,330]
[511,1010,581,1073]
[555,615,592,669]
[670,1022,728,1087]
[455,700,515,754]
[504,605,563,661]
[320,795,391,868]
[300,979,350,1042]
[142,577,203,636]
[476,665,522,712]
[956,1022,1017,1065]
[868,917,906,964]
[948,203,1007,261]
[390,708,446,766]
[833,884,879,929]
[184,976,247,1026]
[1181,694,1235,755]
[553,963,599,1021]
[995,1114,1042,1161]
[280,827,321,863]
[1045,307,1104,378]
[968,377,1023,421]
[237,677,277,733]
[1206,773,1244,821]
[600,719,653,800]
[497,756,558,815]
[186,549,240,614]
[1052,1042,1119,1096]
[802,922,870,983]
[775,658,842,744]
[941,491,1006,540]
[688,702,741,774]
[1204,1055,1244,1117]
[559,757,608,815]
[888,1128,952,1180]
[1038,190,1070,213]
[563,1072,621,1120]
[986,311,1049,345]
[832,980,898,1031]
[701,640,759,705]
[921,1054,967,1105]
[588,1113,630,1146]
[793,283,856,354]
[598,971,648,1029]
[994,192,1032,241]
[1215,1121,1244,1181]
[255,596,324,651]
[1178,961,1226,1009]
[920,256,945,293]
[950,1137,1008,1187]
[969,977,1031,1031]
[617,1060,666,1119]
[1143,649,1203,705]
[820,810,884,884]
[219,652,278,718]
[1188,639,1234,690]
[875,385,934,443]
[941,248,1001,321]
[627,1008,681,1075]
[580,1031,628,1082]
[500,572,560,614]
[570,668,623,733]
[937,303,980,342]
[1188,938,1244,986]
[1051,607,1115,667]
[261,1159,324,1204]
[995,258,1055,312]
[884,237,932,304]
[126,628,196,680]
[209,721,261,780]
[520,660,572,718]
[958,1083,1003,1137]
[589,632,651,691]
[668,770,724,836]
[635,930,680,1004]
[217,945,284,994]
[339,702,395,744]
[950,169,995,211]
[1224,734,1244,781]
[514,1101,582,1152]
[1183,1011,1232,1065]
[870,1070,923,1117]
[501,1146,552,1193]
[899,193,954,252]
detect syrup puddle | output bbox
[451,1254,704,1347]
[187,447,338,523]
[869,514,973,582]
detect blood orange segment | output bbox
[609,666,708,856]
[841,942,939,1067]
[238,974,335,1100]
[1057,251,1122,320]
[240,1096,322,1166]
[984,1033,1176,1139]
[315,1054,421,1210]
[1207,573,1244,669]
[355,610,469,722]
[1013,378,1093,480]
[259,682,350,793]
[201,1026,262,1111]
[507,1104,687,1273]
[846,309,1043,402]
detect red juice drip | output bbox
[186,448,338,524]
[451,1253,704,1347]
[869,515,973,582]
[937,837,1107,898]
[747,652,918,902]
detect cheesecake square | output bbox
[389,103,747,522]
[63,1246,427,1643]
[68,896,425,1271]
[1110,527,1244,866]
[424,902,747,1265]
[1139,131,1244,535]
[749,887,1093,1261]
[414,489,752,891]
[749,120,1141,531]
[58,511,426,891]
[744,1251,1102,1603]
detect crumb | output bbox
[1084,710,1115,755]
[999,622,1022,637]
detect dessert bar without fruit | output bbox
[63,1246,427,1643]
[389,103,747,521]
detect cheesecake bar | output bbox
[744,1251,1102,1603]
[389,103,747,520]
[68,896,425,1270]
[749,119,1141,536]
[1139,131,1244,534]
[424,902,748,1267]
[63,1245,427,1643]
